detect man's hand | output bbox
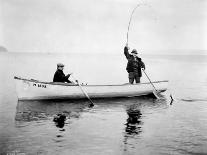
[125,44,130,50]
[67,73,73,77]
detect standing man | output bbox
[53,63,72,83]
[124,44,145,84]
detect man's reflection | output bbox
[123,104,143,152]
[53,113,66,128]
[125,107,142,136]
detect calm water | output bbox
[0,52,207,155]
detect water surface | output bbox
[0,52,207,155]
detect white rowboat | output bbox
[14,76,168,100]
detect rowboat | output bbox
[14,76,168,100]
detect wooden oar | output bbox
[142,69,160,99]
[71,75,94,107]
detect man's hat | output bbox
[131,49,138,54]
[57,63,64,67]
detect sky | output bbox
[0,0,207,54]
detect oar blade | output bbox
[152,90,160,99]
[88,101,94,108]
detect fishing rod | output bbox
[126,3,141,45]
[126,3,157,45]
[126,3,159,99]
[126,3,174,102]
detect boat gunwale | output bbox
[14,76,169,87]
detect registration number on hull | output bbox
[33,83,47,88]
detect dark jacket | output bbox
[124,46,145,77]
[53,69,71,83]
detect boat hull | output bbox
[14,77,168,100]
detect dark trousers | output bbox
[128,72,141,84]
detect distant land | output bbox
[146,49,207,55]
[0,46,8,52]
[1,48,207,55]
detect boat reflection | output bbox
[15,100,88,123]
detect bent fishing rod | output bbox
[126,3,160,99]
[126,3,174,102]
[126,3,141,45]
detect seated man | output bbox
[53,63,72,83]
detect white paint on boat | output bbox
[14,76,168,100]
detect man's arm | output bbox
[58,72,70,82]
[124,45,130,59]
[65,73,73,83]
[140,60,145,70]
